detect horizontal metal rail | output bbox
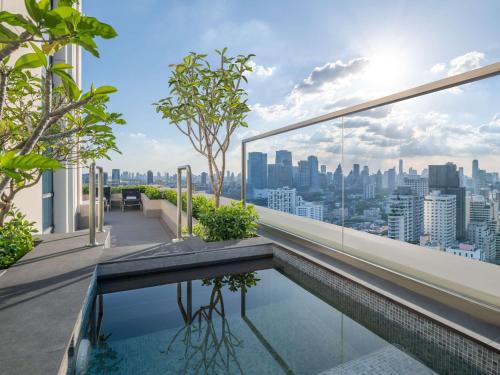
[242,62,500,144]
[241,62,500,202]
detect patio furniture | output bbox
[95,186,112,212]
[121,188,142,211]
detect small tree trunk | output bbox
[0,201,11,226]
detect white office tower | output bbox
[403,176,429,197]
[296,203,324,221]
[424,191,456,249]
[267,187,297,214]
[388,187,424,243]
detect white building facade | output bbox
[3,0,83,233]
[424,191,456,249]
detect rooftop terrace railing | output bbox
[239,62,500,317]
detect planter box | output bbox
[141,193,162,218]
[140,193,197,235]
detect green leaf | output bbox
[28,42,47,67]
[0,11,37,33]
[78,16,117,39]
[51,62,73,70]
[94,85,117,95]
[52,69,80,99]
[0,24,17,40]
[13,52,46,71]
[24,0,44,22]
[0,152,61,172]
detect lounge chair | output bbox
[121,188,142,211]
[95,186,112,212]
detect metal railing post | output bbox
[96,166,104,232]
[88,163,97,246]
[176,171,182,241]
[185,165,193,235]
[175,165,193,242]
[241,141,246,205]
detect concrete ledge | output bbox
[97,236,273,280]
[253,206,500,312]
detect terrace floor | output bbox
[1,208,499,375]
[0,208,272,375]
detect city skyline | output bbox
[83,0,500,174]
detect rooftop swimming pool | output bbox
[73,254,498,375]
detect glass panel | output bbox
[342,76,500,265]
[245,119,344,247]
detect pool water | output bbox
[78,267,437,375]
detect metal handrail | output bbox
[88,162,105,246]
[175,165,193,241]
[96,166,104,233]
[240,62,500,202]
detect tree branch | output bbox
[0,31,33,61]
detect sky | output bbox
[83,0,500,176]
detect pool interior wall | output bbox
[69,251,500,375]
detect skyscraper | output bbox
[247,152,268,195]
[472,159,480,193]
[147,170,153,185]
[424,191,457,249]
[428,163,466,240]
[276,150,292,166]
[308,155,320,191]
[333,164,343,191]
[111,169,121,186]
[273,150,293,188]
[298,160,310,190]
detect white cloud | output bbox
[129,132,146,138]
[247,61,276,77]
[429,51,485,77]
[293,58,369,95]
[448,51,484,75]
[430,63,446,73]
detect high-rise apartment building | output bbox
[428,163,466,240]
[424,191,457,249]
[388,187,424,243]
[296,203,324,221]
[268,187,297,214]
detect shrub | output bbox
[163,189,177,205]
[0,208,38,268]
[192,194,215,219]
[82,184,89,194]
[111,185,147,194]
[196,202,258,242]
[144,186,162,199]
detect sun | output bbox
[363,48,412,92]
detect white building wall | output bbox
[3,0,82,233]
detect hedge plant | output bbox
[0,208,38,268]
